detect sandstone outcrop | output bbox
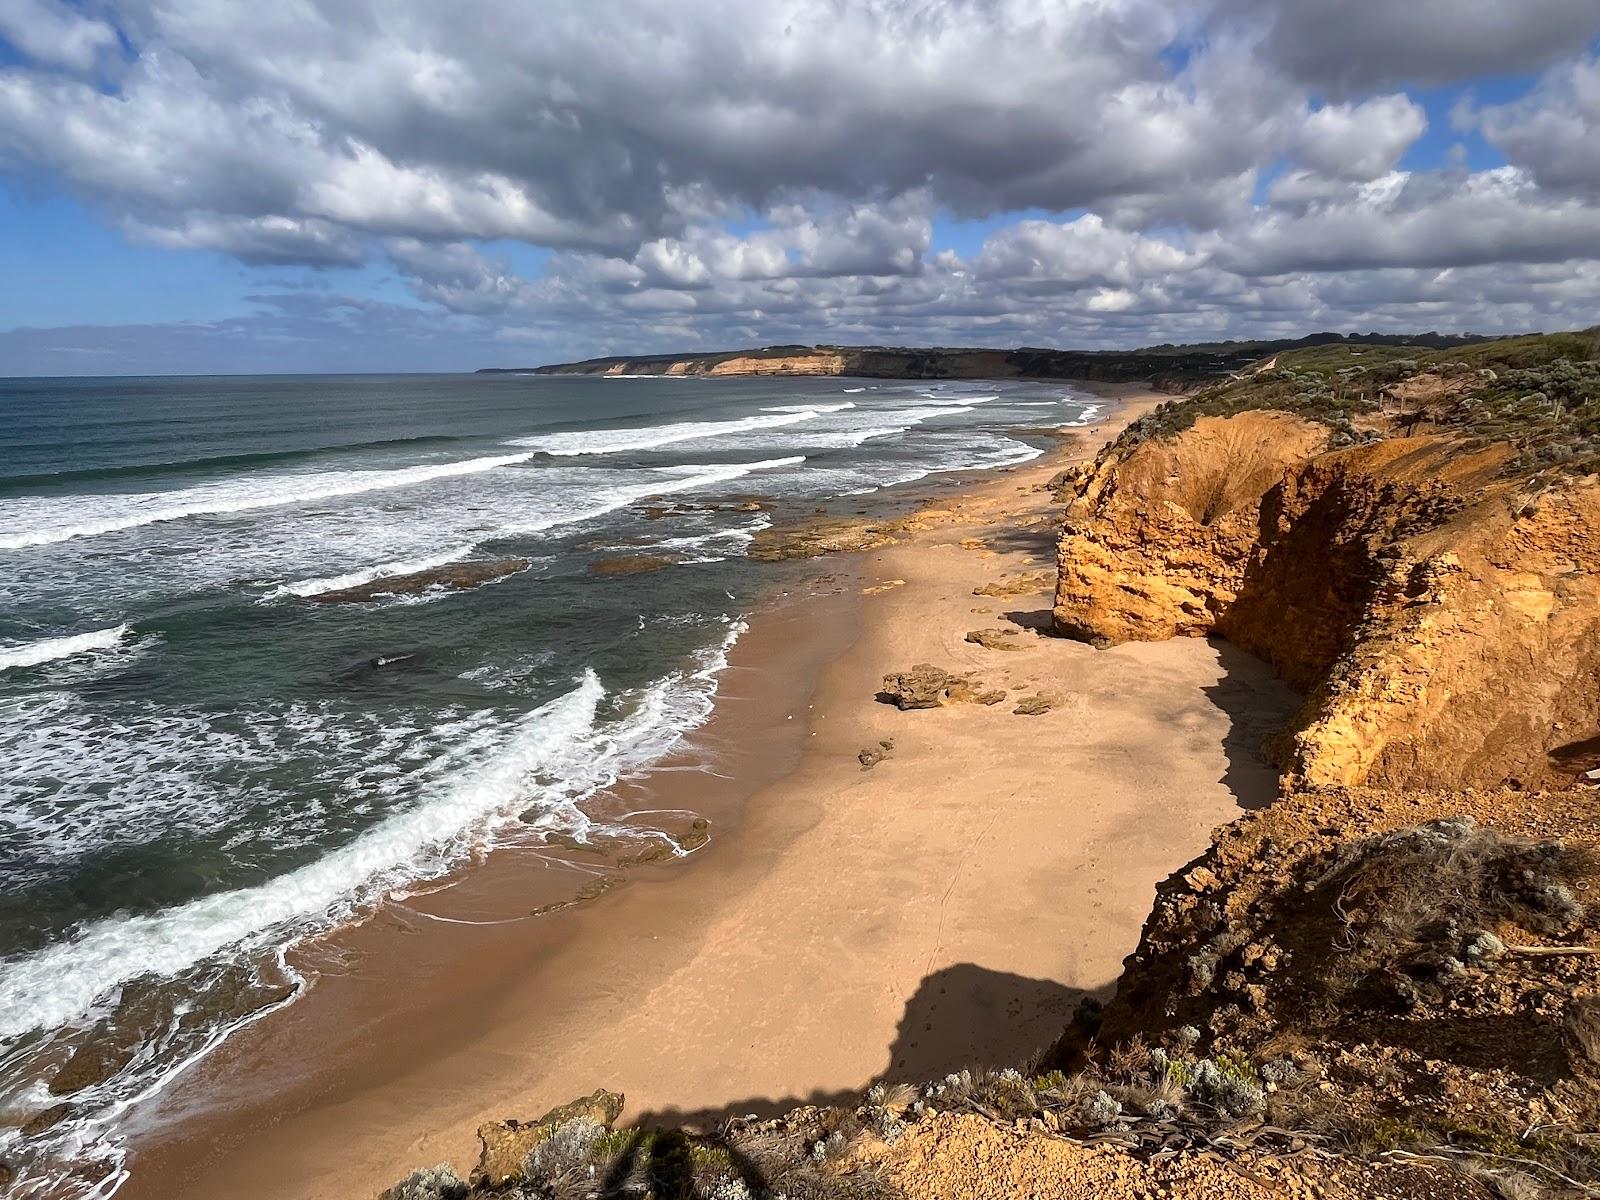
[1053,410,1600,791]
[879,664,1005,709]
[964,628,1022,651]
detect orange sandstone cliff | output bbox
[1053,407,1600,792]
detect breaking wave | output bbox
[262,546,479,601]
[508,412,819,455]
[0,452,539,551]
[0,625,129,673]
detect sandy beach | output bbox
[116,383,1300,1200]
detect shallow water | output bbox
[0,370,1097,1196]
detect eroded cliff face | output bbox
[1054,413,1600,791]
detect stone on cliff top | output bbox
[472,1089,625,1188]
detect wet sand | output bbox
[117,383,1301,1200]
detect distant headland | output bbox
[479,332,1489,389]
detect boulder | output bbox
[880,664,984,710]
[965,628,1022,651]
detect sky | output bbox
[1,0,1599,375]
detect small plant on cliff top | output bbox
[379,1165,468,1200]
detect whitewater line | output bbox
[0,625,129,672]
[0,452,539,551]
[510,411,819,456]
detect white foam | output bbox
[262,545,478,601]
[761,402,855,414]
[589,515,772,558]
[0,625,129,672]
[508,412,818,455]
[0,453,538,551]
[0,618,749,1042]
[1060,403,1105,427]
[499,457,804,538]
[842,387,866,393]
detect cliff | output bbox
[1054,332,1600,792]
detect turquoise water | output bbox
[0,371,1097,1195]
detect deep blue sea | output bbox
[0,371,1098,1195]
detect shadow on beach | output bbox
[631,961,1110,1131]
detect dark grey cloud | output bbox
[1218,0,1600,93]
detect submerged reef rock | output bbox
[750,516,901,562]
[591,555,679,576]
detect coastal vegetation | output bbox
[1113,327,1600,476]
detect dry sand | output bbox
[117,384,1300,1200]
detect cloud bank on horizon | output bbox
[1,0,1599,373]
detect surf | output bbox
[0,625,130,672]
[508,411,820,456]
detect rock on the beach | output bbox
[309,557,529,603]
[880,664,988,709]
[472,1089,626,1188]
[1013,695,1056,716]
[973,570,1056,597]
[859,739,896,769]
[20,1103,74,1138]
[965,628,1022,651]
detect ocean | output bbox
[0,371,1098,1196]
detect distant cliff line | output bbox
[479,334,1489,390]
